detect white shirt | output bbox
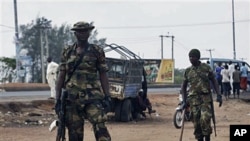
[228,64,234,77]
[221,69,230,82]
[46,61,59,80]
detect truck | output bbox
[102,43,148,122]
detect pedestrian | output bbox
[232,65,241,98]
[221,64,230,100]
[55,21,111,141]
[46,57,59,99]
[228,61,234,94]
[215,62,224,95]
[181,49,222,141]
[240,62,248,92]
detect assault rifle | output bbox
[56,90,68,141]
[210,94,217,137]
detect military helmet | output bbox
[71,21,95,31]
[188,48,200,59]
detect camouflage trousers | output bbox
[188,95,212,140]
[65,98,111,141]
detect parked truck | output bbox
[102,43,148,122]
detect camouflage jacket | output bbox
[184,62,214,96]
[59,43,108,100]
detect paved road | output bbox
[0,88,180,102]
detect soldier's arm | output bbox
[99,72,110,96]
[181,80,188,102]
[55,48,67,100]
[209,71,220,95]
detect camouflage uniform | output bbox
[59,43,111,141]
[183,62,213,140]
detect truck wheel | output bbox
[120,99,132,122]
[114,101,122,121]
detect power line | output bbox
[0,24,15,29]
[98,19,250,29]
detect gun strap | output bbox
[65,45,89,84]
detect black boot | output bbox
[197,135,204,141]
[204,135,210,141]
[197,138,203,141]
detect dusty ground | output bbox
[0,92,250,141]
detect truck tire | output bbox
[120,99,132,122]
[114,101,122,121]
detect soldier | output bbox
[55,21,111,141]
[46,57,59,99]
[181,49,222,141]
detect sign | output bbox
[144,59,174,83]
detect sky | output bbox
[0,0,250,69]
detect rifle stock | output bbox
[56,90,68,141]
[210,94,217,137]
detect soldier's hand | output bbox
[216,94,222,107]
[103,95,112,112]
[55,99,61,115]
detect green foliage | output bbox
[0,57,16,69]
[18,17,74,82]
[174,68,185,84]
[0,57,16,83]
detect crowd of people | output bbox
[215,60,248,99]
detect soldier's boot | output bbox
[197,137,204,141]
[204,135,210,141]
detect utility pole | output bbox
[166,35,175,60]
[159,34,175,60]
[45,29,49,59]
[206,49,215,59]
[159,35,164,59]
[37,19,51,84]
[232,0,236,59]
[40,28,45,84]
[13,0,20,82]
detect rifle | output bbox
[56,90,68,141]
[210,94,217,137]
[179,108,186,141]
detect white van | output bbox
[200,57,250,86]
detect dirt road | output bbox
[0,93,250,141]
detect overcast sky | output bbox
[0,0,249,69]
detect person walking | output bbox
[240,62,248,92]
[228,61,234,94]
[232,65,241,98]
[215,62,224,95]
[55,21,111,141]
[221,65,231,100]
[181,49,222,141]
[46,57,59,99]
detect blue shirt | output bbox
[240,66,248,77]
[215,66,223,80]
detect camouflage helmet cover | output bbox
[71,21,95,31]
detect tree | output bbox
[174,68,185,84]
[0,57,16,83]
[18,17,74,82]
